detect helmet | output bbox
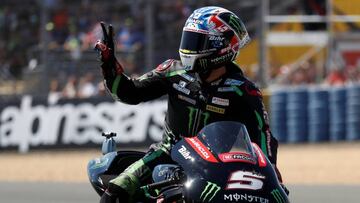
[179,6,250,77]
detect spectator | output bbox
[96,81,107,96]
[63,28,82,61]
[62,75,78,98]
[48,78,62,104]
[78,73,96,98]
[116,18,145,75]
[325,68,346,86]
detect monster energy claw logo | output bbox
[200,181,221,202]
[229,15,243,36]
[271,189,286,203]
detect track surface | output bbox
[0,182,359,203]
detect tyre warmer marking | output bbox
[185,137,218,163]
[255,111,268,157]
[271,189,286,203]
[200,181,221,202]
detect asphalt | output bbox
[0,182,359,203]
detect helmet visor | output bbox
[180,31,219,54]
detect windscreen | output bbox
[197,121,254,156]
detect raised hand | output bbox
[95,22,123,76]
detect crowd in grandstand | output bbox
[0,0,359,99]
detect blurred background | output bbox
[0,0,359,202]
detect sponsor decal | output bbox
[252,143,267,167]
[187,107,210,135]
[179,81,187,88]
[201,181,221,202]
[178,95,196,105]
[157,168,169,177]
[199,58,208,68]
[0,96,166,152]
[211,97,229,106]
[210,79,222,86]
[209,35,224,41]
[206,105,225,114]
[224,193,269,203]
[180,73,196,82]
[178,145,194,161]
[220,45,232,54]
[187,17,204,25]
[226,171,265,190]
[91,157,109,169]
[214,24,230,33]
[210,52,233,64]
[217,87,235,92]
[219,152,256,164]
[185,137,218,163]
[271,189,286,203]
[173,81,190,95]
[224,79,244,86]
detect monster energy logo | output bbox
[200,181,221,202]
[187,107,210,135]
[199,59,207,68]
[271,189,286,203]
[229,15,245,37]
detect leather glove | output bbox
[94,22,124,78]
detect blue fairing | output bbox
[87,151,117,189]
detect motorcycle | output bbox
[87,121,289,203]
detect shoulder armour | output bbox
[156,59,175,72]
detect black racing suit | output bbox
[103,59,279,202]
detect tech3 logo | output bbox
[200,181,221,202]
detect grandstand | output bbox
[0,1,359,145]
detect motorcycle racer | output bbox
[95,6,282,203]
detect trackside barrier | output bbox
[346,85,360,140]
[329,87,346,141]
[269,91,287,142]
[308,88,329,142]
[270,84,360,143]
[286,87,308,143]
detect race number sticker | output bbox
[226,171,265,190]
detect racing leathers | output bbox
[101,58,279,201]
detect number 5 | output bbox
[226,171,265,190]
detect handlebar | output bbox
[141,178,181,200]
